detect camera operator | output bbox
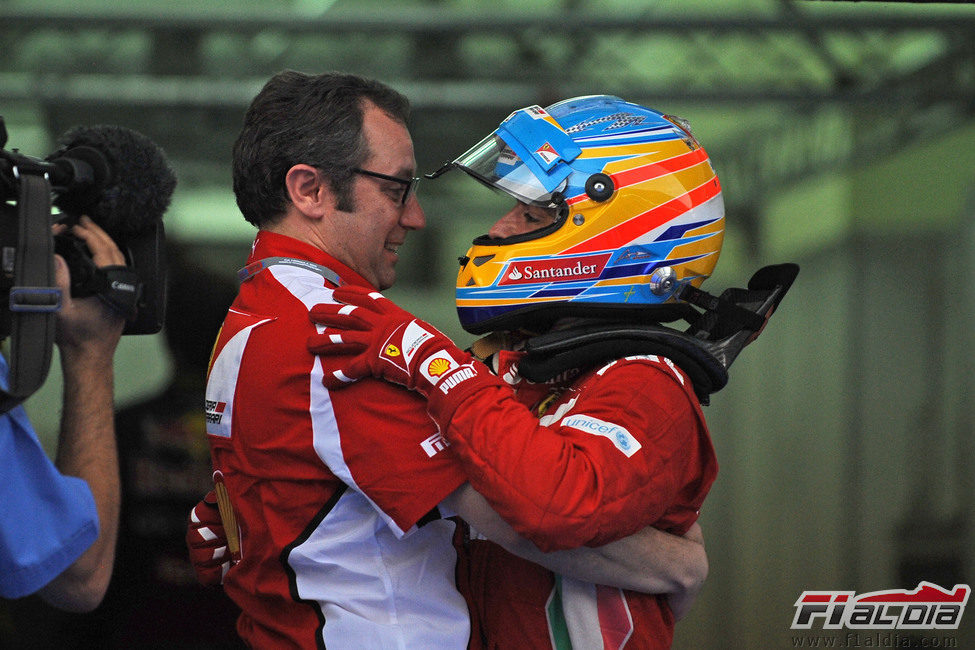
[1,214,126,612]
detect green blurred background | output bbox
[2,0,974,647]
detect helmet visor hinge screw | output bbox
[584,173,614,202]
[649,267,677,297]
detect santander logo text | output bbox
[500,253,611,285]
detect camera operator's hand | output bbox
[38,215,126,612]
[52,215,126,354]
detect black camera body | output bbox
[0,204,167,339]
[0,116,174,410]
[0,117,174,339]
[51,216,167,336]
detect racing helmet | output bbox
[433,95,725,334]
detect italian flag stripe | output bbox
[546,576,572,650]
[546,576,634,649]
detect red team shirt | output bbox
[205,232,469,648]
[206,230,718,649]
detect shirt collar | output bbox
[250,231,375,289]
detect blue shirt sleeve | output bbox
[0,355,98,599]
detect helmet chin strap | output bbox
[518,263,799,404]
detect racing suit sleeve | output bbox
[444,482,708,597]
[427,357,716,552]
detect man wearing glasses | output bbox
[201,70,705,648]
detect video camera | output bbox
[0,116,176,411]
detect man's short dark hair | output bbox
[232,70,411,228]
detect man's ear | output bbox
[285,164,334,219]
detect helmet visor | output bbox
[452,132,565,208]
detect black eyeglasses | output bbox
[351,167,420,205]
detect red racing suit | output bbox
[205,232,471,649]
[450,348,718,650]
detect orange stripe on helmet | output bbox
[566,147,711,206]
[563,177,722,256]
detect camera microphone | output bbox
[49,125,177,239]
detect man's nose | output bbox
[487,206,521,238]
[487,212,522,239]
[401,195,426,230]
[487,220,508,239]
